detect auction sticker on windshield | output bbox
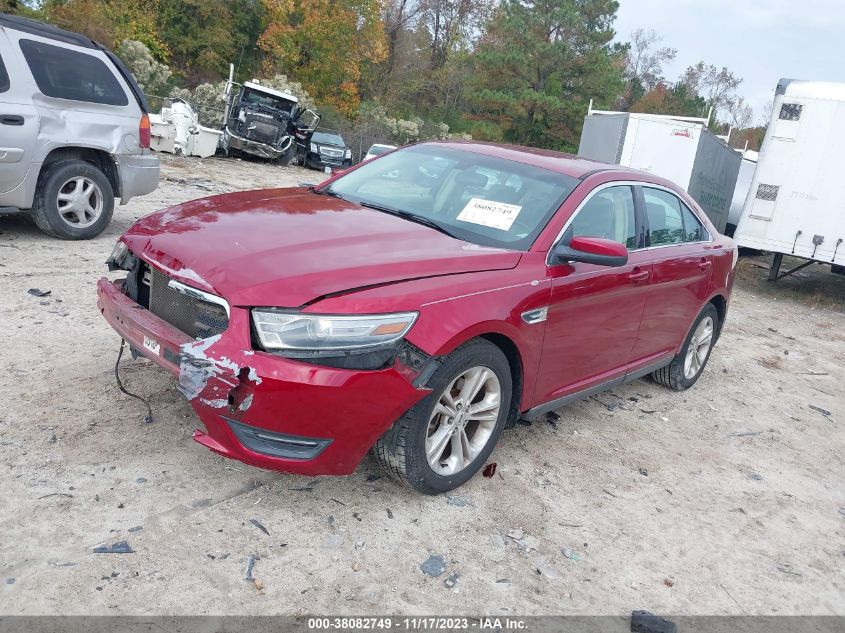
[456,198,522,231]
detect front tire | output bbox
[31,160,114,240]
[651,303,719,390]
[373,339,512,494]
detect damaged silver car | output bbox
[0,14,159,240]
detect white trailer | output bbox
[578,105,741,233]
[734,79,845,280]
[726,149,758,236]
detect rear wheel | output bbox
[651,303,719,390]
[31,160,114,240]
[373,339,511,494]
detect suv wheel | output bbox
[374,339,511,494]
[651,303,719,390]
[32,160,114,240]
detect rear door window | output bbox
[643,188,685,246]
[0,52,9,93]
[644,187,710,245]
[18,39,128,106]
[680,203,709,242]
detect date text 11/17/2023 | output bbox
[306,617,528,631]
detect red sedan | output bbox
[97,141,737,494]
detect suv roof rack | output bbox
[0,13,96,49]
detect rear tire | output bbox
[651,303,719,390]
[373,339,512,494]
[31,160,114,240]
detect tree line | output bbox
[3,0,766,151]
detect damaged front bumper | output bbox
[224,128,291,160]
[96,278,429,475]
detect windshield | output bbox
[241,88,294,113]
[322,145,579,251]
[313,132,345,146]
[368,145,393,156]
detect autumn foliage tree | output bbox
[44,0,169,59]
[258,0,387,115]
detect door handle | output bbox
[698,259,712,270]
[627,268,650,282]
[0,115,24,126]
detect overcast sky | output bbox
[613,0,845,123]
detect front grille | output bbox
[245,118,280,144]
[319,146,344,158]
[148,266,228,339]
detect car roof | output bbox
[418,140,648,180]
[0,13,96,48]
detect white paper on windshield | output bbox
[456,198,522,231]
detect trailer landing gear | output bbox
[767,253,817,282]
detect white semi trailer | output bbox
[734,79,845,280]
[578,105,741,234]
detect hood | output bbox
[121,188,521,307]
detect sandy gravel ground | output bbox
[0,155,843,616]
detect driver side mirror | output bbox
[551,236,628,267]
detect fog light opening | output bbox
[228,367,253,412]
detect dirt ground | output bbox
[0,154,843,616]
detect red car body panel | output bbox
[120,188,521,307]
[97,142,736,477]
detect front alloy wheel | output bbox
[374,338,512,494]
[426,366,501,476]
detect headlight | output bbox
[109,240,128,261]
[310,143,318,152]
[344,148,352,159]
[252,310,418,351]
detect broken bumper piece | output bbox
[96,277,427,475]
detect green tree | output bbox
[2,0,39,15]
[469,0,624,151]
[43,0,168,59]
[631,82,707,118]
[156,0,266,83]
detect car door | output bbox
[632,185,714,360]
[0,31,39,196]
[533,183,652,406]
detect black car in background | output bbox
[303,131,353,170]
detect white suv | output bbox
[0,14,159,239]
